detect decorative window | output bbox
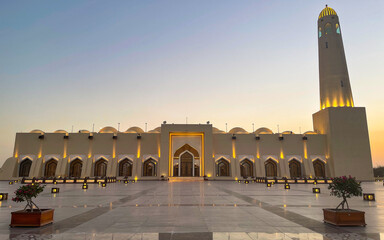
[143,158,157,176]
[94,159,107,177]
[325,23,332,35]
[336,23,340,34]
[240,159,254,178]
[19,159,32,177]
[318,27,322,38]
[265,159,277,177]
[119,159,133,177]
[217,158,230,177]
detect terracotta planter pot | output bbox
[10,209,54,227]
[323,208,366,226]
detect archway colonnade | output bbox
[16,156,327,179]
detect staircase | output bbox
[168,177,204,182]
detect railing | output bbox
[21,177,117,184]
[252,177,332,184]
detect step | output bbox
[168,177,204,182]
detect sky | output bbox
[0,0,383,166]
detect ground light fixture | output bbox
[51,188,59,193]
[266,183,272,187]
[101,183,107,187]
[244,180,249,184]
[124,180,129,184]
[313,188,320,193]
[9,181,13,185]
[313,181,317,185]
[82,184,88,189]
[284,184,290,189]
[363,193,375,201]
[0,193,8,200]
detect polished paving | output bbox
[0,181,384,239]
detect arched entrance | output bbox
[143,158,156,176]
[119,159,133,177]
[240,159,254,178]
[173,144,200,177]
[217,158,230,177]
[180,152,193,176]
[44,159,57,178]
[94,159,107,177]
[19,159,32,177]
[289,159,302,178]
[265,159,277,177]
[313,159,326,178]
[69,159,82,178]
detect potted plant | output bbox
[323,176,365,226]
[10,183,54,227]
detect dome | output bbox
[54,130,68,134]
[228,127,248,134]
[254,127,273,135]
[79,130,90,133]
[125,126,144,134]
[282,131,294,134]
[319,5,337,19]
[30,130,44,134]
[304,131,317,135]
[99,126,118,133]
[212,127,225,134]
[148,127,161,133]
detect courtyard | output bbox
[0,181,383,240]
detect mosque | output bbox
[0,6,374,181]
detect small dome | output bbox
[282,131,294,134]
[79,130,90,133]
[254,127,273,135]
[125,126,144,134]
[148,127,161,133]
[54,130,68,134]
[304,131,317,135]
[319,5,337,19]
[99,126,118,133]
[213,127,225,134]
[30,130,44,134]
[228,127,248,134]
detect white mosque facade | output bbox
[0,6,374,181]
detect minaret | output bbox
[313,6,373,181]
[318,5,354,109]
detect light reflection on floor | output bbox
[0,181,383,240]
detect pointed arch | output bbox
[265,159,277,177]
[94,158,108,177]
[313,159,326,178]
[143,158,157,177]
[325,23,332,35]
[119,158,133,177]
[44,159,58,178]
[289,159,302,178]
[69,158,82,178]
[217,158,230,177]
[240,159,254,178]
[174,144,199,158]
[19,158,32,177]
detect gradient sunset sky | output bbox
[0,0,383,166]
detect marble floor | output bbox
[0,181,383,240]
